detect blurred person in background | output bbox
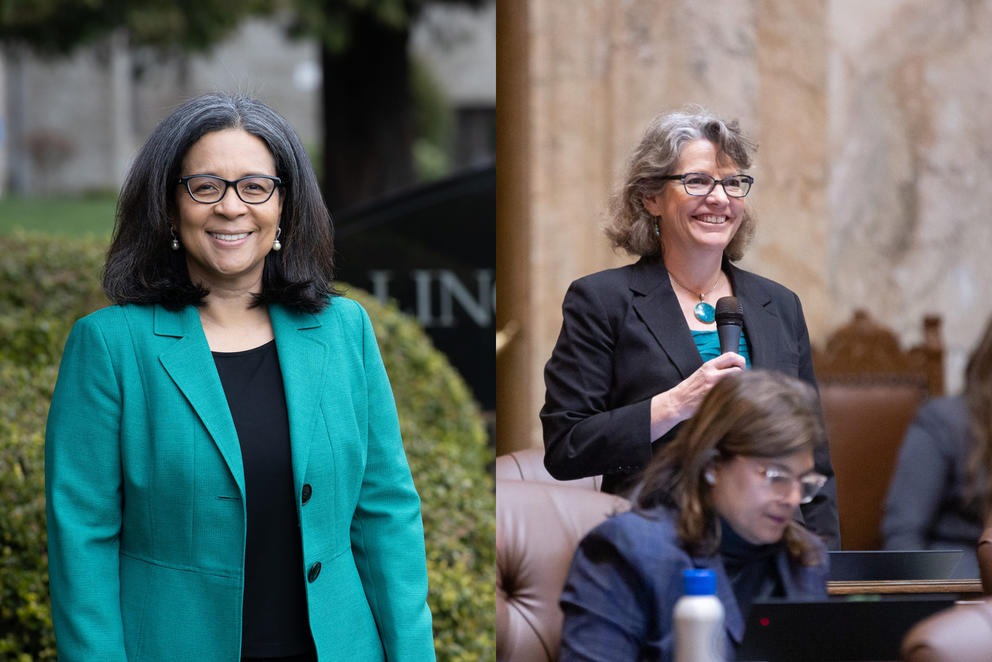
[883,316,992,579]
[45,92,434,661]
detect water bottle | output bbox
[674,568,725,662]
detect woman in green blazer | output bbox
[45,93,434,661]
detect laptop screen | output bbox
[738,596,955,661]
[828,549,964,581]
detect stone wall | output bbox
[498,0,992,453]
[824,0,992,395]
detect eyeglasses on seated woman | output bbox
[559,370,830,661]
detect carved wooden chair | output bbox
[813,309,944,550]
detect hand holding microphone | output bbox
[654,301,745,432]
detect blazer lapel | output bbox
[692,554,746,645]
[155,306,246,493]
[630,258,704,379]
[271,305,329,495]
[727,264,777,369]
[630,258,784,375]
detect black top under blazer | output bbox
[541,255,841,548]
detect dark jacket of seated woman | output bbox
[559,370,830,661]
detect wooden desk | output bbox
[829,578,983,598]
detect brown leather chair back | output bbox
[817,380,928,549]
[813,310,943,550]
[496,479,629,661]
[495,447,602,491]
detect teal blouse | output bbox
[692,329,752,366]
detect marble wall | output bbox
[825,0,992,393]
[497,0,992,453]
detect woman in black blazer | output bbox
[541,107,840,547]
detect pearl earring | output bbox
[653,217,661,237]
[170,227,180,251]
[272,227,282,252]
[704,471,716,485]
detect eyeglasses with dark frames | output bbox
[660,172,754,198]
[177,174,283,205]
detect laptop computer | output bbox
[738,595,956,661]
[828,549,964,581]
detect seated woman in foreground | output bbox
[559,370,830,661]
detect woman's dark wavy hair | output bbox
[103,92,336,312]
[632,370,827,565]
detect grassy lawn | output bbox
[0,194,117,237]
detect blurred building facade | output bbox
[0,4,495,198]
[497,0,992,454]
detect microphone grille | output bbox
[715,296,743,317]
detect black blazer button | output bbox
[307,562,322,583]
[301,483,313,504]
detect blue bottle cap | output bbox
[683,568,717,595]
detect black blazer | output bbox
[541,255,840,547]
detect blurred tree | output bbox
[0,0,488,209]
[287,0,488,209]
[0,0,267,54]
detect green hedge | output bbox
[0,232,494,660]
[0,364,57,660]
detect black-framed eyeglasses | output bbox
[660,172,754,198]
[177,174,283,205]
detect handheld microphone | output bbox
[715,296,744,355]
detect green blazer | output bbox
[45,298,435,661]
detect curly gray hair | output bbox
[604,106,757,260]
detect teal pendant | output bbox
[694,301,715,324]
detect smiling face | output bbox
[643,139,746,258]
[709,450,815,545]
[175,128,282,294]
